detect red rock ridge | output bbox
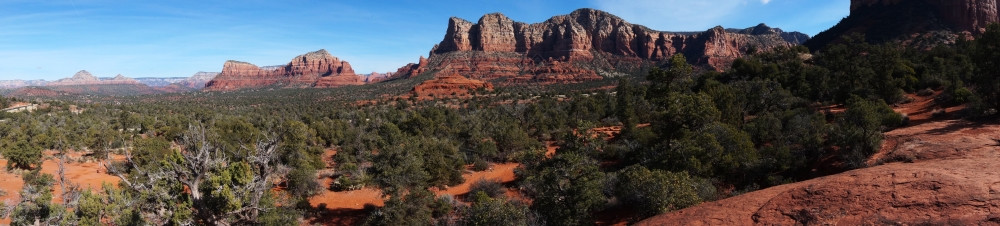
[204,49,362,91]
[411,73,494,100]
[851,0,999,32]
[415,9,806,85]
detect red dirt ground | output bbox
[0,151,121,224]
[638,93,1000,225]
[306,147,523,226]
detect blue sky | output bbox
[0,0,849,80]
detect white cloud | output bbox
[762,0,772,4]
[591,0,749,32]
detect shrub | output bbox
[468,179,505,199]
[471,158,490,171]
[4,139,43,170]
[613,165,702,218]
[459,192,536,226]
[953,87,974,104]
[917,88,935,97]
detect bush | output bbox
[526,153,606,225]
[614,165,702,218]
[834,96,901,168]
[917,88,935,97]
[4,139,43,170]
[471,158,490,171]
[952,87,974,104]
[459,192,536,226]
[468,179,505,199]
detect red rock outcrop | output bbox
[809,0,1000,49]
[411,73,494,100]
[637,100,1000,225]
[413,9,807,85]
[204,49,362,91]
[851,0,998,33]
[389,56,429,81]
[363,72,392,83]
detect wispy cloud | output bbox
[762,0,772,4]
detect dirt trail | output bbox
[639,94,1000,225]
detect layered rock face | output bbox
[851,0,998,32]
[363,72,394,83]
[412,8,806,84]
[204,49,362,91]
[411,73,494,100]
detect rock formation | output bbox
[808,0,1000,49]
[48,70,99,86]
[175,72,218,89]
[47,70,142,86]
[851,0,998,32]
[364,72,394,83]
[204,49,363,91]
[411,73,494,100]
[637,97,1000,225]
[405,8,807,85]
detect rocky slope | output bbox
[808,0,1000,49]
[401,9,807,85]
[173,71,218,89]
[637,94,1000,225]
[204,49,362,91]
[639,120,1000,225]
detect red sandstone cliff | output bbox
[204,49,362,91]
[403,8,806,84]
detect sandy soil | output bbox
[306,147,523,225]
[0,151,121,224]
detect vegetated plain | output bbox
[3,5,1000,226]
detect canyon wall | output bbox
[408,9,807,84]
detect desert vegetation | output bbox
[0,24,999,225]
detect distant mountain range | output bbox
[0,71,218,97]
